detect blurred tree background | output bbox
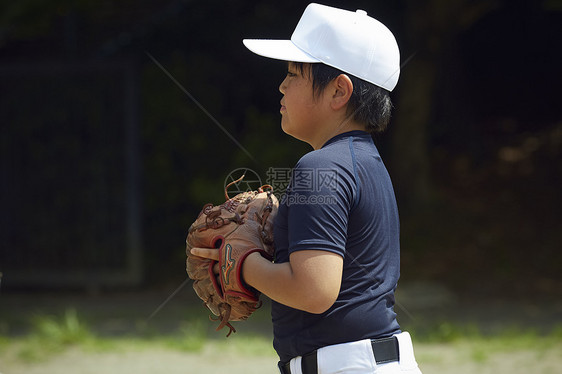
[0,0,560,298]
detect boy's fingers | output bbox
[190,247,220,261]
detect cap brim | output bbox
[243,39,319,63]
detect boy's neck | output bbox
[309,118,366,150]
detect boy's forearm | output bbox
[242,252,338,314]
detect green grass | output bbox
[1,309,94,362]
[0,309,275,364]
[410,321,562,348]
[407,321,562,367]
[32,309,94,345]
[1,309,560,366]
[161,320,208,352]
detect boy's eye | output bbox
[286,71,297,77]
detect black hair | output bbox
[293,62,393,134]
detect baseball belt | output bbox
[278,336,400,374]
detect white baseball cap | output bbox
[243,3,400,91]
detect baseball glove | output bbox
[185,180,278,336]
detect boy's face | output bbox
[278,62,331,146]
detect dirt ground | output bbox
[2,340,561,374]
[0,345,279,374]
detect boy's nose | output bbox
[279,77,287,94]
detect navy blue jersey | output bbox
[272,131,401,363]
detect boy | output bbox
[192,3,422,373]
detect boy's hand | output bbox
[190,247,220,275]
[190,247,219,261]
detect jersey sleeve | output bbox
[284,151,356,258]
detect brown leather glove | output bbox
[186,185,278,336]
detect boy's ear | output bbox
[330,74,353,110]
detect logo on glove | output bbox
[221,244,235,285]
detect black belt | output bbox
[278,336,400,374]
